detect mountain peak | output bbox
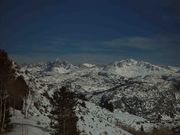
[103,59,175,78]
[81,63,96,68]
[44,59,77,74]
[113,59,138,67]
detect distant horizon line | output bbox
[10,56,180,68]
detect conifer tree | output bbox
[100,95,114,112]
[4,101,12,131]
[0,49,29,133]
[50,86,79,135]
[0,49,15,132]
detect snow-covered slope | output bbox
[89,78,179,121]
[102,59,179,78]
[77,101,132,135]
[10,59,179,135]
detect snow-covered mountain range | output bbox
[102,59,179,77]
[10,59,180,135]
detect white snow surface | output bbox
[7,59,180,135]
[81,63,96,68]
[102,59,179,77]
[77,101,132,135]
[6,110,50,135]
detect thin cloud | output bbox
[102,34,180,50]
[103,37,155,50]
[6,34,180,66]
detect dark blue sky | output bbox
[0,0,180,65]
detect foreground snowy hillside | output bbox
[6,59,180,135]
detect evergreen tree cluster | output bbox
[50,86,80,135]
[100,95,114,112]
[0,49,15,132]
[0,49,28,133]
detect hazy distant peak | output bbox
[81,63,96,68]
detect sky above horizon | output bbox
[0,0,180,66]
